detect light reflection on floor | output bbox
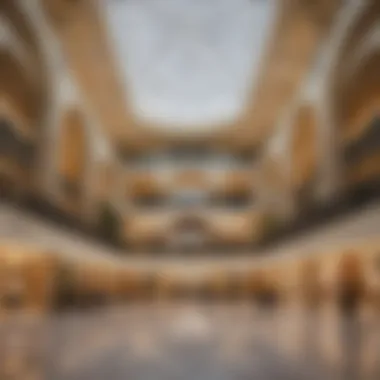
[0,303,380,380]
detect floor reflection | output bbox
[0,303,379,380]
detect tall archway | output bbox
[59,109,87,207]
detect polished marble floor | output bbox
[1,302,380,380]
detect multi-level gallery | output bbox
[0,0,380,379]
[0,0,379,308]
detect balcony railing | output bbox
[124,148,256,171]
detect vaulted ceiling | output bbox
[41,0,341,153]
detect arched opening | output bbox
[59,109,87,207]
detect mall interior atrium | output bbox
[0,0,379,378]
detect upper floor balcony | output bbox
[125,168,257,205]
[122,207,265,251]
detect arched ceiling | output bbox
[42,0,340,153]
[104,0,276,134]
